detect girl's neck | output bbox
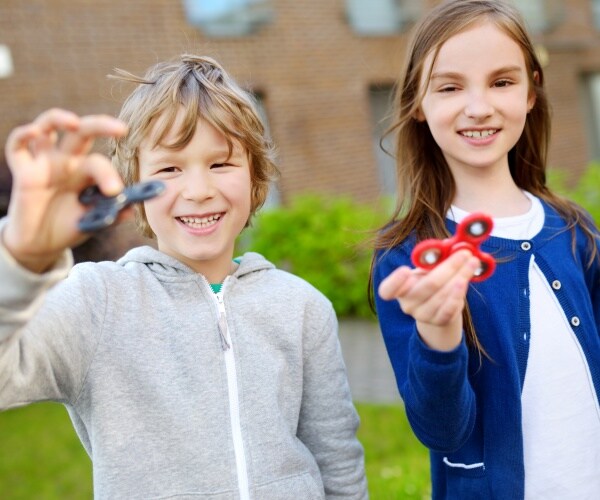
[452,174,531,217]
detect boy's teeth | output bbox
[179,215,221,228]
[461,129,497,138]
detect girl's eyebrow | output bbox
[431,65,525,81]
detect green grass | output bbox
[0,402,430,499]
[356,403,431,499]
[0,403,92,498]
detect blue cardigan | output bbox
[373,201,600,499]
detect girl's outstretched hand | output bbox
[2,109,128,273]
[378,250,480,352]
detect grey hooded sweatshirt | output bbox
[0,243,367,499]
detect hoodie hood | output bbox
[117,245,275,280]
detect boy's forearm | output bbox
[0,220,72,340]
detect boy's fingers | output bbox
[5,123,38,166]
[60,115,127,156]
[81,153,124,196]
[33,108,81,133]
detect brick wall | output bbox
[1,0,599,258]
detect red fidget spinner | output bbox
[411,213,495,282]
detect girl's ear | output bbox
[413,107,426,122]
[527,70,540,112]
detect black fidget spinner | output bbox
[78,180,165,232]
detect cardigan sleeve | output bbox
[373,246,476,452]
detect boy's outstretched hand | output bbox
[378,250,480,352]
[2,108,128,273]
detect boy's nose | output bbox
[181,169,216,201]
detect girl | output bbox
[371,1,600,499]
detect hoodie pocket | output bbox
[254,472,324,500]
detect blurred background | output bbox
[2,0,599,228]
[1,0,600,498]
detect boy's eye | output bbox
[157,166,179,174]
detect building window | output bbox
[593,0,600,30]
[513,0,564,33]
[368,85,397,197]
[182,0,272,37]
[253,92,280,209]
[583,74,600,161]
[346,0,423,36]
[0,45,13,79]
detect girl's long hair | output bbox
[370,0,599,354]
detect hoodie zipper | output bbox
[215,289,250,500]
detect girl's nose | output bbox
[464,91,494,119]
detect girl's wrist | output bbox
[416,320,463,352]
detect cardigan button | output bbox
[571,316,580,327]
[552,280,561,290]
[520,241,532,251]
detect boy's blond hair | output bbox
[110,54,279,238]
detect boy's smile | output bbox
[416,21,536,181]
[138,110,251,282]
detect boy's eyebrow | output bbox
[430,65,524,81]
[144,143,243,161]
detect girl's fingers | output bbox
[413,272,470,325]
[406,251,477,302]
[380,250,480,325]
[378,266,415,300]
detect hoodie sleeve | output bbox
[296,305,368,499]
[0,233,105,409]
[373,247,476,452]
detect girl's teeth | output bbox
[461,130,496,138]
[179,215,221,228]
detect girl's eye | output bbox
[439,85,458,93]
[494,79,512,88]
[211,163,233,169]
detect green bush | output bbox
[238,193,389,319]
[548,162,600,222]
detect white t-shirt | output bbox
[449,193,600,499]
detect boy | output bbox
[0,55,367,499]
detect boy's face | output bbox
[138,111,252,283]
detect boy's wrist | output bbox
[0,225,63,274]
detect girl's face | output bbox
[416,21,536,179]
